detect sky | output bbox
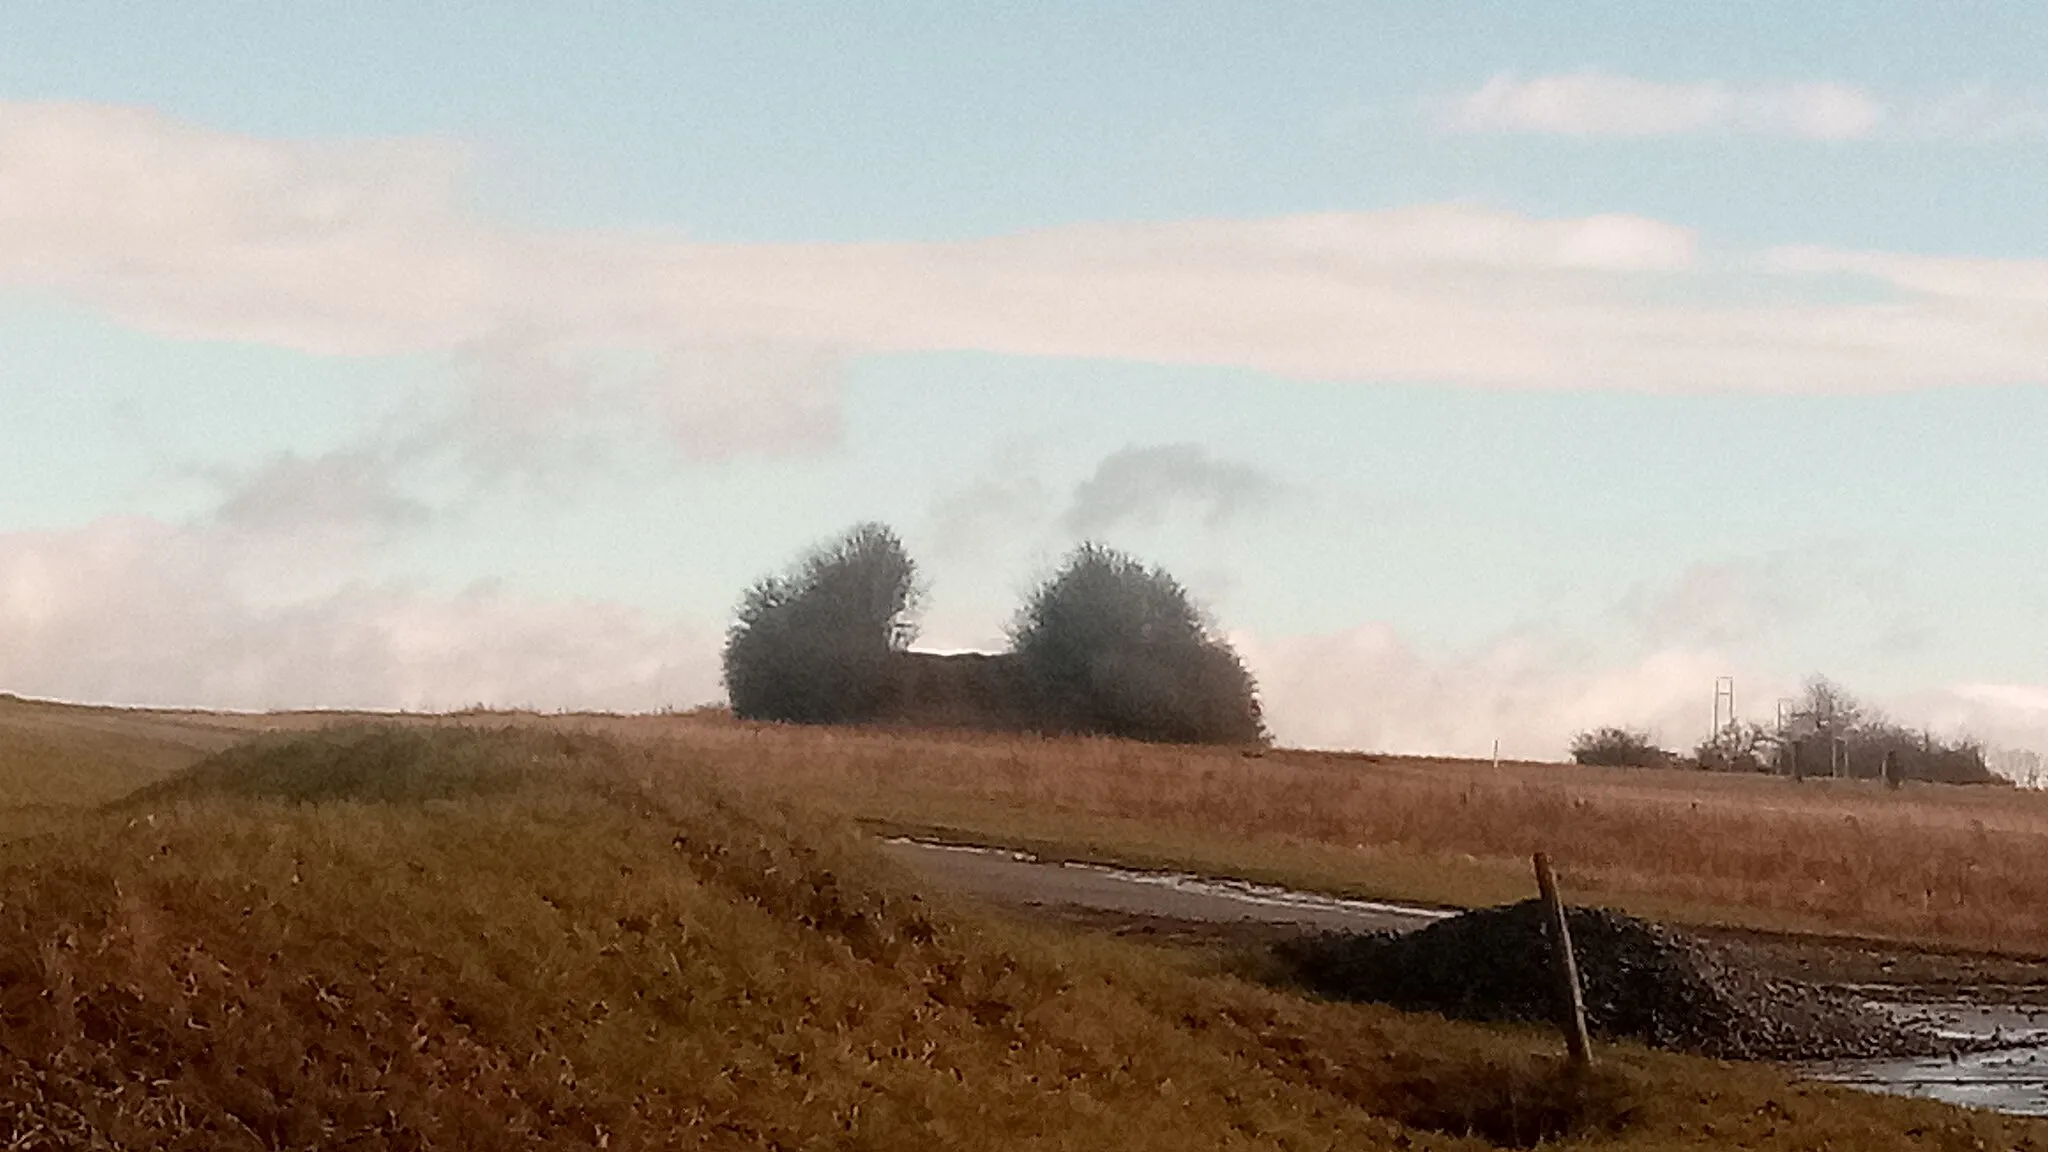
[4,3,2048,762]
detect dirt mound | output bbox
[1276,900,1954,1061]
[119,724,584,806]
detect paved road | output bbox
[879,837,1450,935]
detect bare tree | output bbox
[1789,675,1864,742]
[1694,720,1775,773]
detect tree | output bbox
[1694,720,1775,773]
[1788,675,1864,742]
[1570,726,1669,768]
[1009,544,1266,745]
[1775,674,1996,784]
[722,523,921,723]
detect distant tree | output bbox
[1788,675,1865,743]
[1570,726,1670,768]
[722,522,921,724]
[1009,543,1266,745]
[1694,720,1775,773]
[1772,673,1997,784]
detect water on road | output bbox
[884,835,2048,1117]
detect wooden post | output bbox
[1533,852,1594,1070]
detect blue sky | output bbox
[3,4,2046,759]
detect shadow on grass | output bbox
[114,723,594,807]
[1373,1052,1638,1147]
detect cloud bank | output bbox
[0,517,717,712]
[1444,73,2048,143]
[1445,73,1885,139]
[6,99,2048,428]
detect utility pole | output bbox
[1712,676,1735,742]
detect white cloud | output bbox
[7,99,2048,418]
[1242,620,2048,770]
[1445,73,2048,144]
[1237,623,1731,759]
[1445,73,1885,140]
[648,341,846,461]
[0,517,719,712]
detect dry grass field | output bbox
[0,713,2040,1149]
[566,712,2048,958]
[9,694,2048,954]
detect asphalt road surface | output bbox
[879,837,1449,935]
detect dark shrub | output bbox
[723,523,921,724]
[1569,727,1669,768]
[1009,544,1265,745]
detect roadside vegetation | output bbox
[0,720,2036,1149]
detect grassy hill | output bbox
[0,719,2038,1148]
[606,712,2048,956]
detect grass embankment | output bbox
[3,723,2037,1149]
[603,714,2048,956]
[8,695,2048,954]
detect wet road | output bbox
[879,837,1450,934]
[884,835,2048,1117]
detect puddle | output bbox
[1815,999,2048,1115]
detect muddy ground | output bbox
[882,838,2048,1002]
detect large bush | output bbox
[1009,544,1266,745]
[1570,727,1670,768]
[723,523,921,724]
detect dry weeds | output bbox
[8,696,2048,954]
[590,713,2048,956]
[0,721,2038,1148]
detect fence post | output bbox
[1533,852,1594,1070]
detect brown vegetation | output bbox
[0,720,2036,1149]
[593,713,2048,956]
[5,695,2045,955]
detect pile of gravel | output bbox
[1275,900,1954,1061]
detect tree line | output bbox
[721,523,1266,746]
[1572,676,1999,785]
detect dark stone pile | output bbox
[1275,900,1953,1061]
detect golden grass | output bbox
[9,695,2048,953]
[1,723,2040,1149]
[544,712,2048,956]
